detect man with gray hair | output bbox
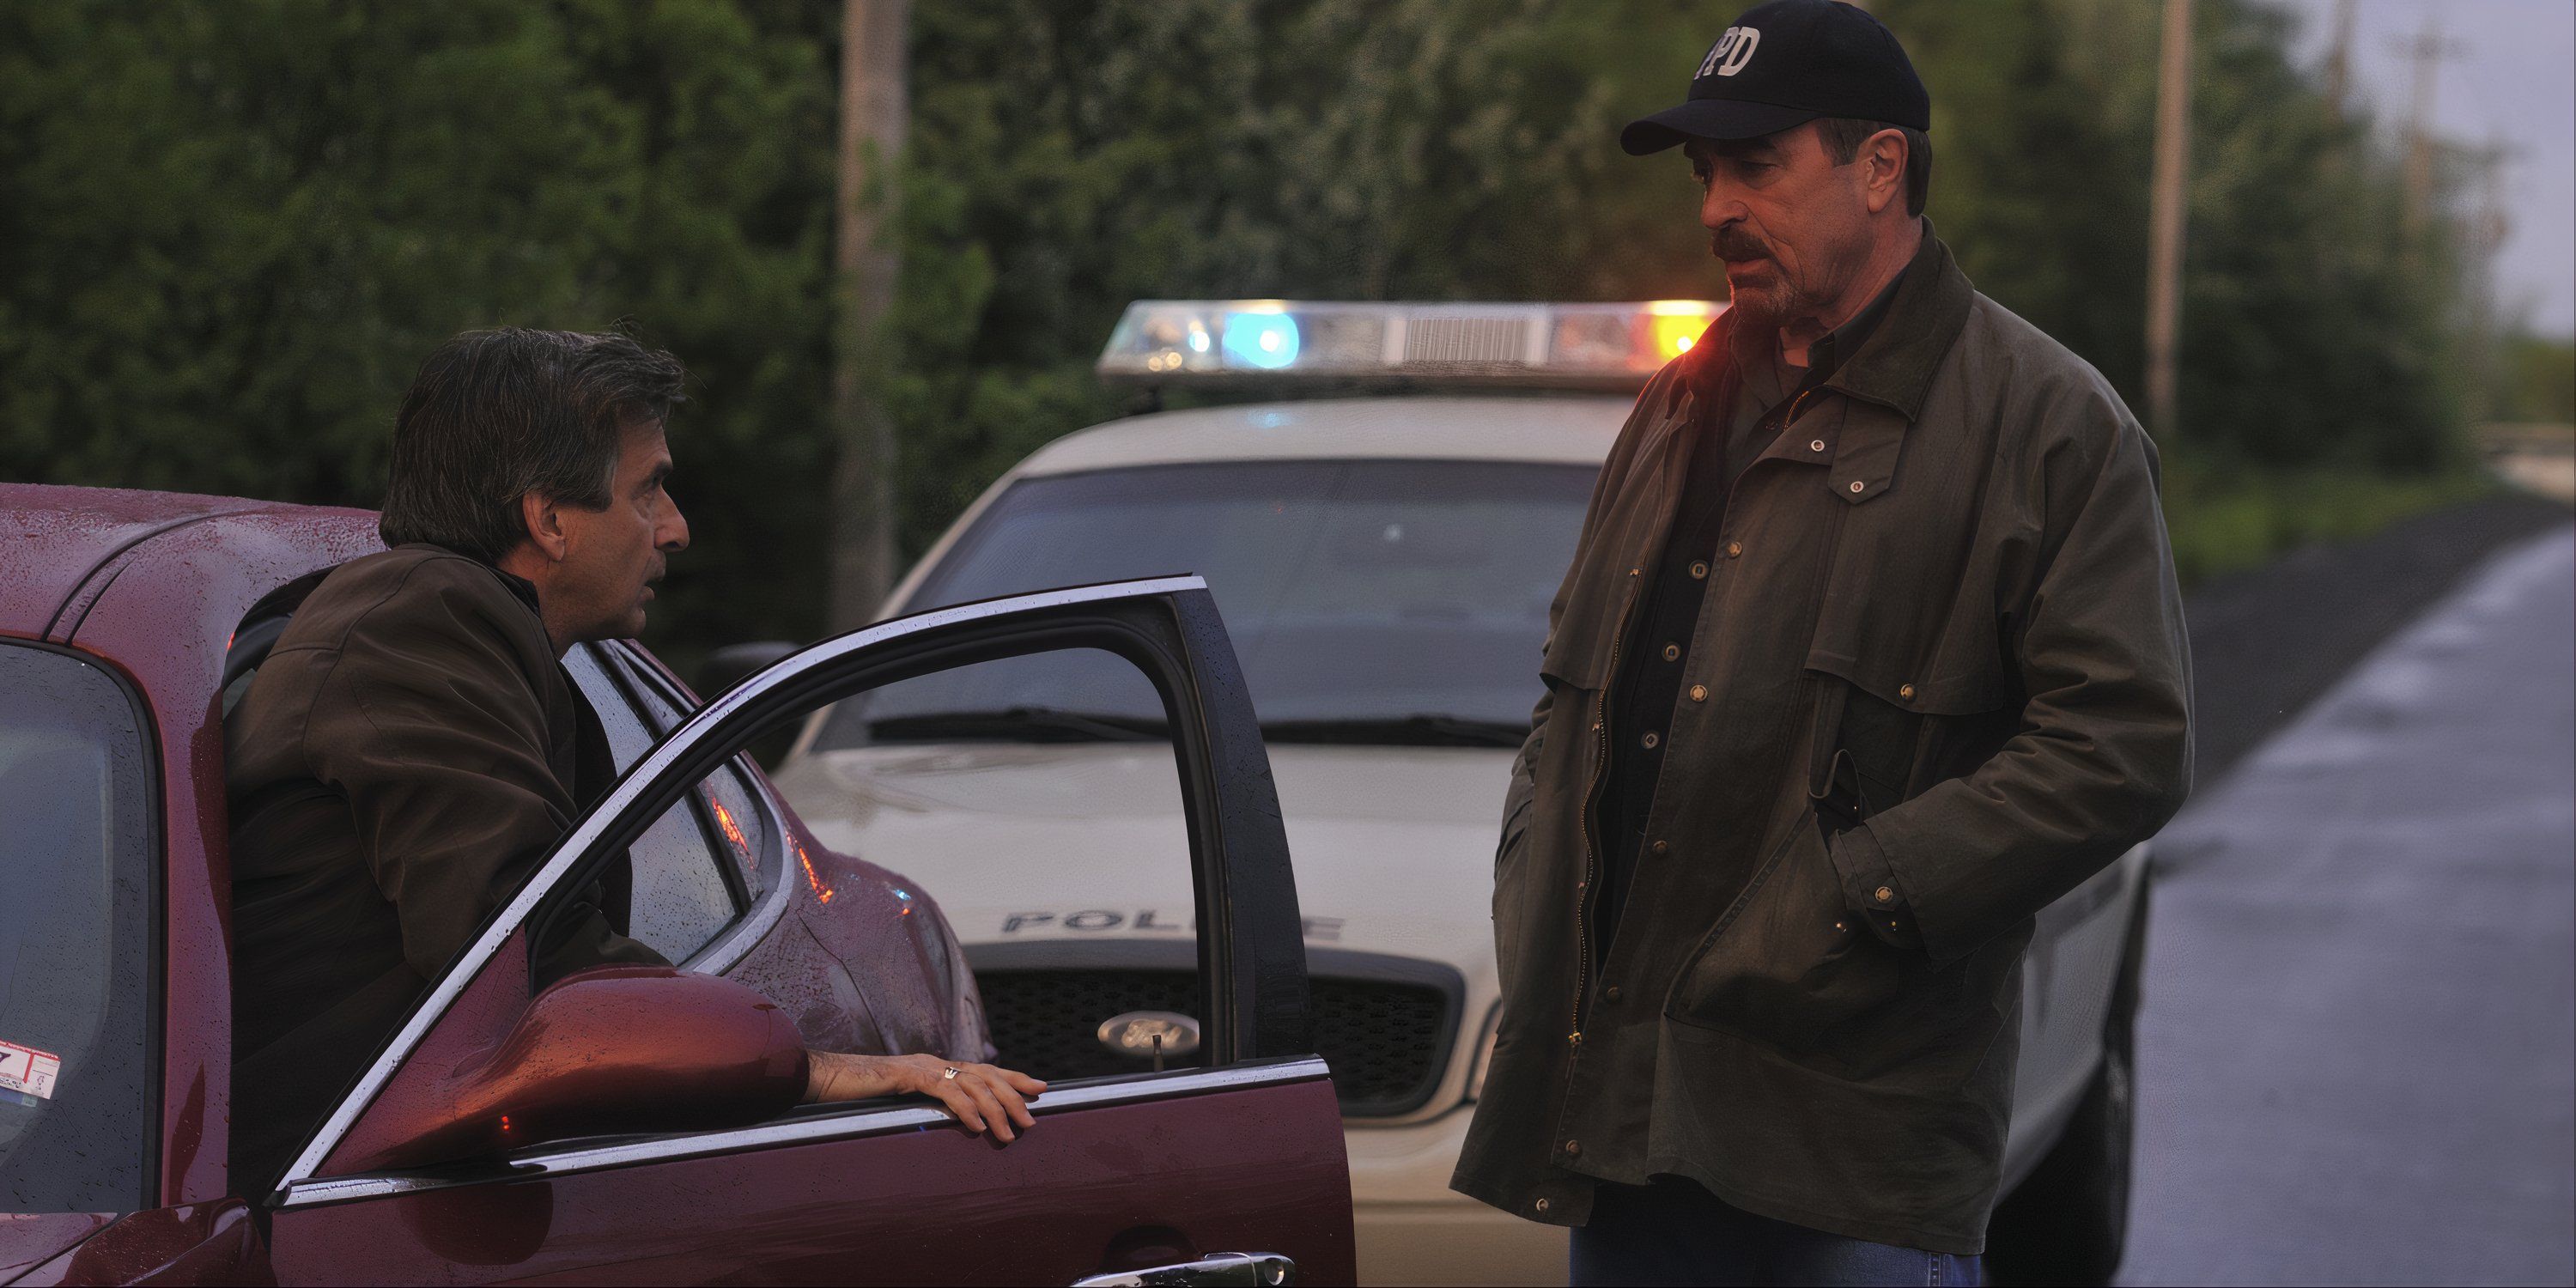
[1452,2,2193,1283]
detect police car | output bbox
[765,301,2152,1285]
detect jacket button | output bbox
[1535,1198,1551,1213]
[1604,986,1622,1002]
[1649,840,1668,855]
[1689,560,1710,580]
[1849,480,1865,494]
[1875,886,1896,904]
[1725,541,1742,558]
[1640,731,1660,750]
[1810,438,1826,453]
[1689,684,1708,702]
[1899,683,1916,701]
[1662,642,1681,661]
[1564,1139,1582,1157]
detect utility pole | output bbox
[2456,136,2515,425]
[827,0,909,633]
[2144,0,2191,445]
[2321,0,2358,119]
[2394,15,2464,236]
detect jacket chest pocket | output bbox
[1802,419,2018,813]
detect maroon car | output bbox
[0,483,1352,1285]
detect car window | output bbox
[810,459,1595,750]
[583,645,779,898]
[767,645,1200,1077]
[563,647,747,965]
[0,643,155,1211]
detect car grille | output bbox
[975,968,1455,1117]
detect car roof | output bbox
[1012,395,1630,477]
[0,483,374,635]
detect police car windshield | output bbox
[814,459,1594,747]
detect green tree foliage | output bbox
[2,0,2484,661]
[1881,0,2465,471]
[890,0,1719,554]
[0,0,840,659]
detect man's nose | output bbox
[659,500,690,553]
[1702,183,1747,232]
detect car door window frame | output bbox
[557,644,789,975]
[270,576,1315,1206]
[589,641,804,977]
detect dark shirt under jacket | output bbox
[1593,274,1905,964]
[225,545,664,1193]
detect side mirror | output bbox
[697,641,799,699]
[355,966,808,1171]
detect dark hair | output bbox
[379,328,687,562]
[1816,118,1932,217]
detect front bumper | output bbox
[1348,1107,1566,1287]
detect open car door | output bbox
[259,577,1353,1285]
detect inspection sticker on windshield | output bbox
[0,1040,61,1101]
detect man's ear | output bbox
[1861,128,1907,216]
[519,492,569,562]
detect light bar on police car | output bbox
[1097,299,1723,392]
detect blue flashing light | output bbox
[1221,311,1300,370]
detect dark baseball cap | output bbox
[1620,0,1931,155]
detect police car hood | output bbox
[769,742,1513,972]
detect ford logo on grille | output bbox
[1097,1011,1200,1060]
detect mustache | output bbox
[1710,227,1772,263]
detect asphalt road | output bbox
[2120,523,2576,1286]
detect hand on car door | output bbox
[804,1051,1048,1141]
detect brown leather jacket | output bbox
[226,544,660,1190]
[1451,229,2193,1253]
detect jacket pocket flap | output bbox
[1540,632,1613,689]
[1803,656,2013,715]
[1539,569,1643,689]
[1826,400,1906,505]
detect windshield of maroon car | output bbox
[0,643,156,1211]
[812,459,1595,749]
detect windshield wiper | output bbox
[866,706,1167,744]
[1261,714,1530,748]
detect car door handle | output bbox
[1072,1251,1295,1286]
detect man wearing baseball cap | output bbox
[1455,2,2193,1283]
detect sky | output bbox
[2266,0,2576,337]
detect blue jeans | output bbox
[1569,1177,1983,1287]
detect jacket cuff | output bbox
[1826,824,1923,950]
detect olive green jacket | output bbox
[1450,230,2192,1254]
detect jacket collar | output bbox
[397,541,545,617]
[1678,218,1974,424]
[1818,220,1974,422]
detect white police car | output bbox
[766,301,2151,1285]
